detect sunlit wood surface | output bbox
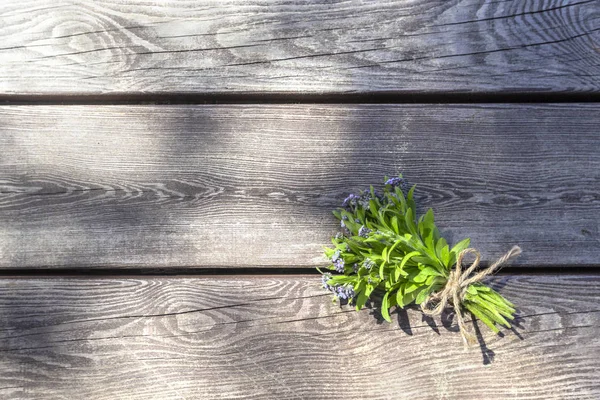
[1,0,599,95]
[1,104,599,269]
[0,275,598,399]
[1,0,599,398]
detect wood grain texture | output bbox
[1,104,599,269]
[0,275,597,399]
[1,0,599,95]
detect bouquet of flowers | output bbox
[319,175,521,345]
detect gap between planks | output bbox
[2,92,600,105]
[0,268,598,279]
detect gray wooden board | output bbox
[0,275,597,399]
[1,104,599,269]
[1,0,599,95]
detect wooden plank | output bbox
[1,104,599,269]
[0,275,597,399]
[0,0,599,95]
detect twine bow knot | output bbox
[420,245,522,346]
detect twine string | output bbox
[420,245,522,346]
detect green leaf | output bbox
[345,240,363,255]
[364,283,376,298]
[404,208,416,235]
[381,291,391,322]
[417,215,426,238]
[388,292,398,308]
[424,231,436,253]
[400,251,420,270]
[412,271,429,283]
[441,245,450,268]
[478,292,515,314]
[420,266,443,277]
[493,306,516,320]
[450,238,471,256]
[421,235,441,266]
[426,276,446,290]
[407,185,416,214]
[355,291,368,311]
[472,298,511,327]
[369,199,378,216]
[464,303,499,333]
[388,237,411,258]
[400,287,423,307]
[474,285,492,293]
[404,282,420,294]
[354,278,366,294]
[467,285,478,296]
[391,216,400,235]
[421,208,435,234]
[396,286,405,307]
[394,265,402,282]
[357,207,365,221]
[395,187,407,212]
[415,287,430,304]
[435,237,448,261]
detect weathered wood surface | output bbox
[1,104,599,269]
[0,275,597,399]
[1,0,599,95]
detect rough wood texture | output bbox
[1,104,599,269]
[0,275,597,399]
[1,0,599,95]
